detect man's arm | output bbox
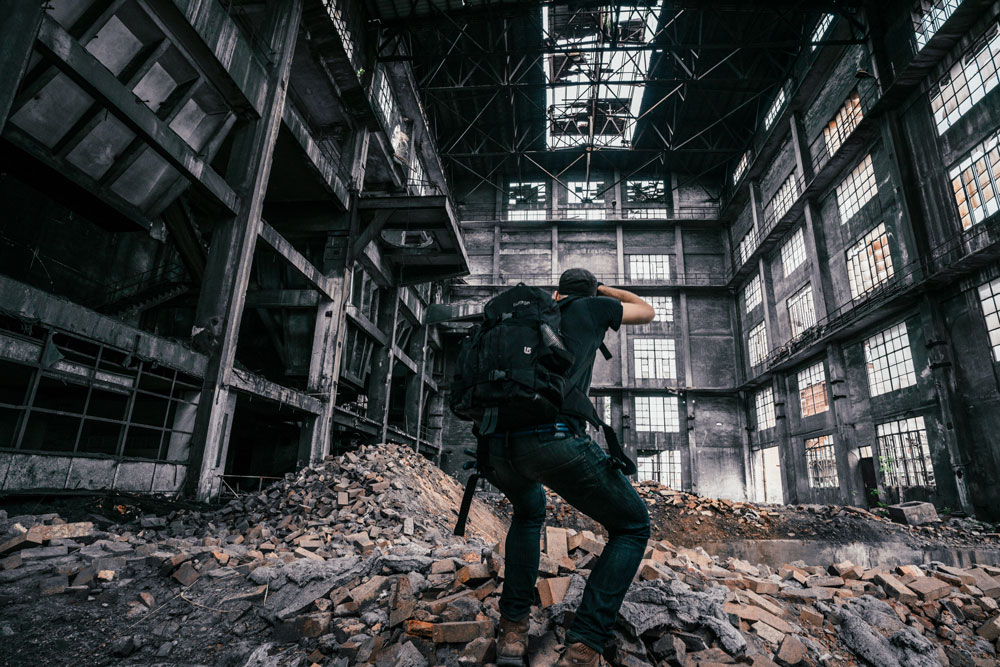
[597,284,655,325]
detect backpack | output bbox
[449,283,574,433]
[449,284,637,536]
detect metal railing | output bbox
[458,204,720,223]
[219,474,284,497]
[95,262,188,310]
[455,272,729,288]
[747,213,1000,377]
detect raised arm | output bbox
[597,284,655,325]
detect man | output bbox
[492,268,655,667]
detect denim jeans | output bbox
[488,429,650,652]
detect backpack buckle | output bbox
[488,370,507,380]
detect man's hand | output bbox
[598,284,655,325]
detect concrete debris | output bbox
[1,444,999,666]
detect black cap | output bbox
[558,268,598,296]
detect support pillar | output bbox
[185,1,303,501]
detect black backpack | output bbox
[449,284,637,535]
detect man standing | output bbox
[492,268,655,667]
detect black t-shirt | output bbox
[557,296,623,429]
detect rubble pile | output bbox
[1,445,1000,666]
[512,481,1000,548]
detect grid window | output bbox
[805,435,839,488]
[634,338,676,380]
[914,0,963,49]
[509,181,547,207]
[811,13,834,51]
[836,154,878,223]
[743,275,762,313]
[864,322,917,396]
[646,295,674,322]
[764,86,787,131]
[592,395,612,424]
[637,449,682,488]
[375,70,396,127]
[846,223,895,300]
[733,150,751,185]
[634,395,680,432]
[409,155,427,194]
[877,416,936,488]
[787,284,816,337]
[824,91,863,157]
[977,276,1000,361]
[769,172,799,222]
[755,386,776,431]
[748,322,768,367]
[626,208,670,219]
[629,255,670,281]
[930,23,1000,133]
[737,229,755,266]
[325,0,356,65]
[797,361,828,417]
[780,228,807,276]
[949,129,1000,230]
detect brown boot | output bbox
[496,615,530,666]
[555,641,602,667]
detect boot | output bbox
[555,641,602,667]
[496,615,530,666]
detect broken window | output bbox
[743,275,762,313]
[877,416,935,488]
[507,181,547,221]
[733,150,751,186]
[836,155,878,223]
[787,284,816,337]
[977,275,1000,361]
[747,322,768,367]
[824,90,863,157]
[633,338,675,380]
[754,386,776,431]
[949,129,1000,230]
[780,228,807,276]
[864,321,917,397]
[846,222,894,300]
[633,395,680,432]
[930,22,1000,133]
[637,449,681,488]
[805,434,839,488]
[797,361,828,417]
[542,4,662,149]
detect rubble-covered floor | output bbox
[1,446,1000,667]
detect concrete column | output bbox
[368,289,400,443]
[825,342,864,506]
[748,180,764,234]
[185,1,303,501]
[686,396,699,494]
[551,226,559,281]
[404,324,429,443]
[772,373,794,504]
[758,258,776,348]
[492,224,501,283]
[0,2,44,136]
[675,227,693,386]
[918,298,974,515]
[802,201,834,317]
[788,112,814,182]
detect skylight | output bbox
[542,3,663,150]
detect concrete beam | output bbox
[258,221,336,299]
[282,101,351,209]
[0,2,44,136]
[246,290,322,309]
[230,368,324,415]
[33,16,240,215]
[345,306,389,346]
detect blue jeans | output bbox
[488,429,650,652]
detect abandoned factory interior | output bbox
[11,0,1000,664]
